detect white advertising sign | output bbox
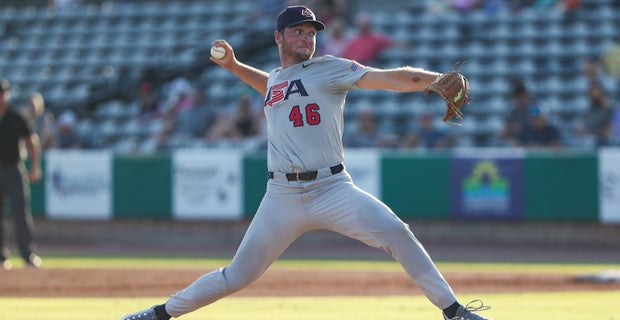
[344,148,381,198]
[173,150,243,220]
[599,148,620,224]
[45,150,112,220]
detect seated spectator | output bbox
[581,57,603,83]
[315,0,348,27]
[399,112,455,150]
[177,90,217,138]
[55,110,82,149]
[154,77,198,149]
[341,12,393,65]
[137,81,159,120]
[21,92,56,151]
[515,105,563,148]
[600,33,620,80]
[499,79,538,146]
[161,77,196,118]
[574,81,614,147]
[344,107,397,148]
[318,17,351,57]
[559,0,581,12]
[206,95,262,145]
[449,0,483,12]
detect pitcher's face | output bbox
[277,23,317,63]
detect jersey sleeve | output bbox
[322,56,372,90]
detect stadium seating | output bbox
[0,0,617,151]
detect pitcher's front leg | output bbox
[165,194,308,317]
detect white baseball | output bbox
[210,46,226,59]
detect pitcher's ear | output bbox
[274,33,280,44]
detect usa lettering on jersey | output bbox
[265,79,309,107]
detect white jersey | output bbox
[264,55,371,173]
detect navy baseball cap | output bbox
[276,6,325,32]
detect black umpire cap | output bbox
[276,6,325,32]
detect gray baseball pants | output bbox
[165,170,456,317]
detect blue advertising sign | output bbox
[450,150,524,219]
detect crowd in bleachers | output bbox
[0,0,618,154]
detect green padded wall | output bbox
[524,152,598,220]
[113,155,172,218]
[243,154,268,217]
[381,152,451,219]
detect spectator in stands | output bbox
[344,107,397,148]
[515,104,563,148]
[574,81,614,147]
[55,110,82,149]
[511,0,580,13]
[399,112,455,150]
[559,0,581,12]
[341,11,393,65]
[317,17,350,57]
[430,0,506,14]
[177,90,217,138]
[21,92,56,151]
[449,0,483,12]
[137,81,159,120]
[315,0,348,27]
[600,33,620,80]
[499,79,538,146]
[154,77,198,149]
[582,57,603,83]
[206,94,263,146]
[161,78,196,118]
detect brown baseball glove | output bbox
[424,62,470,126]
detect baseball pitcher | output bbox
[120,5,488,320]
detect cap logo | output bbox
[301,8,314,18]
[276,6,325,31]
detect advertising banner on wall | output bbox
[344,148,381,199]
[172,150,243,220]
[45,150,113,220]
[450,148,525,219]
[599,148,620,224]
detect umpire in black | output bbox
[0,79,42,270]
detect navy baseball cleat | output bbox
[120,306,159,320]
[443,300,492,320]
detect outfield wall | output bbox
[29,148,619,224]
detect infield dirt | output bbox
[1,219,618,297]
[1,266,619,297]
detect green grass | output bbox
[2,291,619,320]
[17,254,619,275]
[3,255,619,319]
